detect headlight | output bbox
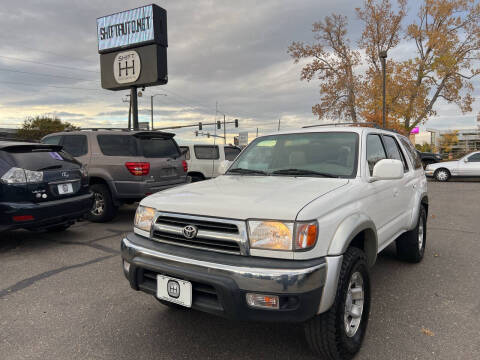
[134,206,156,232]
[1,167,43,184]
[79,165,88,178]
[248,220,318,251]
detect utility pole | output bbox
[123,95,132,129]
[256,128,259,137]
[223,114,226,144]
[278,118,281,131]
[131,86,139,130]
[379,50,388,128]
[150,93,167,130]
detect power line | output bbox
[0,55,99,73]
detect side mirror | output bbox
[371,159,404,181]
[464,158,468,163]
[218,160,231,175]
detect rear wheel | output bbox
[396,206,427,263]
[434,168,450,182]
[88,184,117,223]
[304,247,370,360]
[190,173,205,182]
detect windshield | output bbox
[228,132,359,178]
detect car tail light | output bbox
[13,215,35,222]
[182,160,188,172]
[125,162,150,176]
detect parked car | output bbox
[42,130,188,222]
[121,125,428,359]
[425,150,480,181]
[0,141,92,232]
[178,144,241,181]
[417,150,443,168]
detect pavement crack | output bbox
[0,254,116,299]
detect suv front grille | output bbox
[152,213,247,255]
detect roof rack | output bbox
[302,122,400,133]
[302,122,380,129]
[75,128,132,132]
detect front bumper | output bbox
[0,192,93,232]
[424,169,434,177]
[121,233,326,322]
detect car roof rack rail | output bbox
[302,122,381,129]
[73,128,132,132]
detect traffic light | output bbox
[234,119,238,128]
[199,122,203,130]
[195,131,198,136]
[217,121,221,129]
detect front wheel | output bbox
[304,247,371,360]
[434,168,450,182]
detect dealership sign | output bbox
[97,4,168,91]
[97,5,167,53]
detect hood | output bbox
[141,175,350,220]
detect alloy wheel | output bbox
[344,271,365,337]
[91,192,105,216]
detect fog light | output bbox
[246,293,279,309]
[123,260,131,276]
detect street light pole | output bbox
[379,51,388,128]
[150,93,167,130]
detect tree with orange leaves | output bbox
[289,0,480,132]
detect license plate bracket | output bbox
[157,275,192,308]
[57,183,73,195]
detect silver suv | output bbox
[42,130,188,222]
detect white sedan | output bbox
[425,151,480,181]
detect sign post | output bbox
[97,4,168,130]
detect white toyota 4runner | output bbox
[121,125,428,360]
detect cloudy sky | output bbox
[0,0,478,144]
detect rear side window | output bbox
[383,135,408,172]
[97,135,137,156]
[194,145,219,160]
[366,134,386,175]
[224,147,241,161]
[42,135,62,145]
[399,137,422,169]
[62,135,88,157]
[179,146,190,160]
[139,138,180,158]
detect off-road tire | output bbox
[88,184,117,223]
[396,206,427,263]
[434,168,450,182]
[190,174,205,182]
[304,247,371,360]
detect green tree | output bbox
[17,116,79,141]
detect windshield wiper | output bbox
[227,168,268,175]
[271,168,339,178]
[37,165,63,171]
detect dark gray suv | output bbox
[42,130,188,222]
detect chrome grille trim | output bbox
[150,212,249,255]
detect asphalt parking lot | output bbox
[1,181,479,360]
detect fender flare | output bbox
[328,213,378,267]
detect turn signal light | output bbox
[295,222,318,250]
[125,162,150,176]
[246,293,279,309]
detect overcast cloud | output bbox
[0,0,478,144]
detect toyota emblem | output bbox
[182,225,198,239]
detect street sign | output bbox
[238,132,248,146]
